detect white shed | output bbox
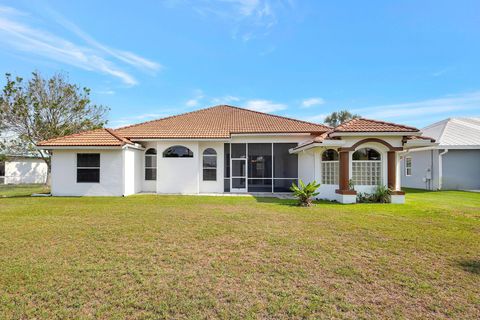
[0,156,48,184]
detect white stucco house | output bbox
[37,105,435,203]
[400,117,480,191]
[0,155,48,184]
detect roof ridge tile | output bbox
[105,128,133,145]
[333,117,419,132]
[114,105,331,134]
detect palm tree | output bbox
[324,110,360,127]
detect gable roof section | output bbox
[333,118,419,132]
[37,128,133,147]
[422,117,480,148]
[293,118,422,150]
[114,105,330,139]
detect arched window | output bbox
[352,148,381,161]
[145,148,157,180]
[163,145,194,158]
[321,149,339,185]
[202,148,217,181]
[352,148,382,185]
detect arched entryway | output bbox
[336,138,404,197]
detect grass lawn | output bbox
[0,186,479,319]
[0,184,50,198]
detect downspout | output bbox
[438,149,448,190]
[430,149,433,190]
[401,150,410,189]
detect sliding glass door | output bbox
[224,142,298,193]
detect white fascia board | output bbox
[122,144,145,151]
[230,133,312,137]
[36,146,123,150]
[437,145,480,149]
[403,140,437,148]
[402,143,439,152]
[402,142,480,151]
[329,131,420,137]
[131,138,230,142]
[289,140,345,154]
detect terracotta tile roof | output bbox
[312,131,333,143]
[37,128,133,147]
[36,107,422,148]
[114,105,331,139]
[403,135,436,142]
[294,130,335,150]
[334,118,419,132]
[294,118,422,150]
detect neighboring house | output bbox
[400,117,480,191]
[0,155,48,184]
[36,105,434,203]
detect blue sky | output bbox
[0,0,479,128]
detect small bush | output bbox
[356,185,391,203]
[290,180,320,207]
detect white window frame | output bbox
[321,149,339,185]
[145,149,157,181]
[322,161,339,185]
[76,153,100,183]
[202,148,217,181]
[405,156,412,176]
[352,160,382,186]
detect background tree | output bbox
[324,110,360,127]
[0,72,109,183]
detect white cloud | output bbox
[432,67,452,77]
[354,91,480,120]
[166,0,293,41]
[186,89,205,107]
[96,89,115,95]
[303,113,328,123]
[211,95,241,104]
[0,5,161,85]
[49,11,161,72]
[110,112,171,128]
[301,97,325,108]
[244,99,287,113]
[186,99,199,107]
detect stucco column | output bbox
[335,150,355,195]
[387,151,396,190]
[388,151,404,195]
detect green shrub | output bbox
[290,180,320,207]
[356,185,391,203]
[348,179,355,191]
[372,185,391,203]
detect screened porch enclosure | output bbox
[223,143,298,193]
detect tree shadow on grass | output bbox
[457,259,480,275]
[253,196,342,207]
[253,196,297,206]
[402,188,435,194]
[0,185,50,199]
